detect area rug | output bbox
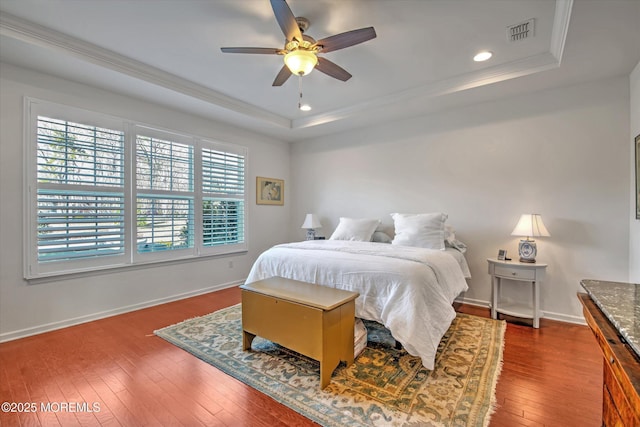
[154,304,505,427]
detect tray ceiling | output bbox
[1,0,638,141]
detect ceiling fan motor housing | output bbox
[296,17,310,33]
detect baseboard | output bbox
[455,297,490,308]
[0,280,243,343]
[454,297,586,325]
[541,310,586,325]
[3,286,586,343]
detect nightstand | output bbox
[487,258,547,328]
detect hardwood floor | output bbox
[1,286,602,426]
[457,304,602,427]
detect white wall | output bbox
[630,60,640,282]
[0,63,291,341]
[1,63,634,340]
[291,76,630,323]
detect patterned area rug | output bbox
[155,304,505,427]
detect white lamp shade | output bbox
[301,214,322,229]
[511,214,550,238]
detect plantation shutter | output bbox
[135,134,195,254]
[36,116,125,262]
[201,146,245,247]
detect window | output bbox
[135,132,195,256]
[25,99,247,279]
[35,117,125,263]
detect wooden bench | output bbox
[239,277,359,389]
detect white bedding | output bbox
[245,240,470,370]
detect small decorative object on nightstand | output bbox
[301,213,322,240]
[511,214,550,263]
[487,258,547,328]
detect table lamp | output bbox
[301,214,322,240]
[511,214,550,263]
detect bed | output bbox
[245,236,471,370]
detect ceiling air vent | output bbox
[507,19,535,42]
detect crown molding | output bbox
[550,0,573,63]
[0,12,291,129]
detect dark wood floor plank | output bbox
[69,378,119,427]
[17,346,63,427]
[0,363,20,427]
[81,370,141,427]
[2,347,42,427]
[114,387,172,426]
[0,286,602,427]
[152,352,226,419]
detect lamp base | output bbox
[518,239,538,263]
[305,229,316,241]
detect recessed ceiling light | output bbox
[473,51,493,62]
[299,104,312,112]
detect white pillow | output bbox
[391,212,448,250]
[329,217,380,242]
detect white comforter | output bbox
[245,240,469,370]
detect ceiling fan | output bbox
[221,0,377,87]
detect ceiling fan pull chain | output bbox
[298,75,311,111]
[298,74,303,108]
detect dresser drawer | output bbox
[604,358,640,426]
[494,265,536,280]
[603,383,625,427]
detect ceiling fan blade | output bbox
[315,27,376,53]
[272,65,292,86]
[270,0,303,42]
[315,57,352,82]
[221,47,282,54]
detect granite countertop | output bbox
[581,279,640,358]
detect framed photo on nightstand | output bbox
[497,249,507,261]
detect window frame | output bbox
[24,98,248,280]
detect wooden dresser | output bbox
[579,292,640,426]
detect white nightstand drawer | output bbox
[494,265,536,280]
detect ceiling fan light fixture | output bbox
[284,50,318,76]
[299,103,312,111]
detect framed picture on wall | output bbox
[636,134,640,219]
[256,176,284,205]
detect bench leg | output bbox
[320,359,339,389]
[339,302,355,366]
[242,330,255,351]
